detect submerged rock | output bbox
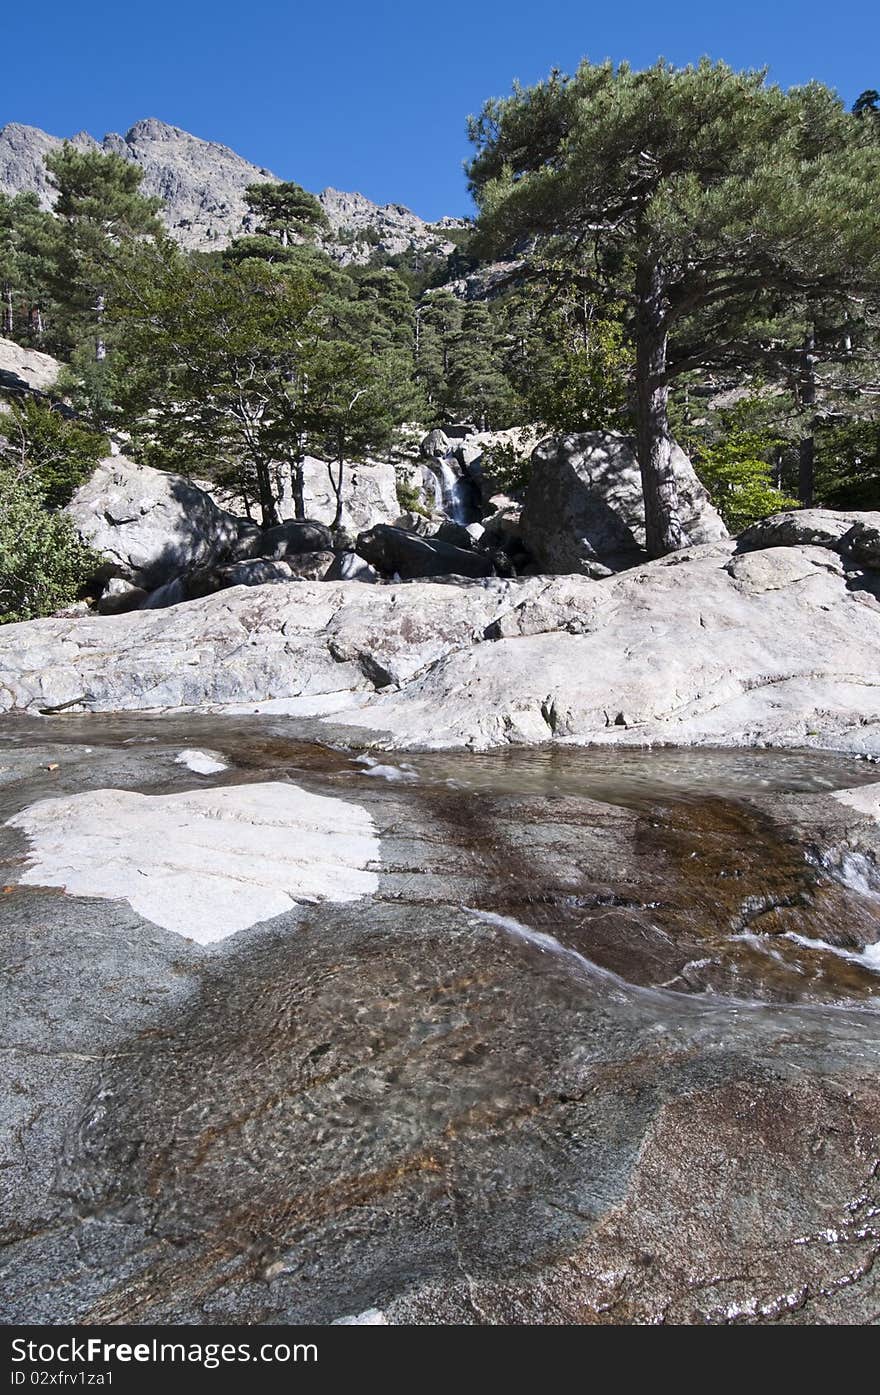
[1,722,880,1324]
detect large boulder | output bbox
[142,554,337,608]
[520,431,728,574]
[324,550,379,583]
[356,524,495,580]
[66,456,245,589]
[420,428,450,459]
[233,519,333,562]
[276,457,402,534]
[0,335,61,396]
[738,509,880,570]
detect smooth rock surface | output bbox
[7,781,379,942]
[738,508,880,556]
[1,527,879,757]
[0,334,61,395]
[1,722,879,1324]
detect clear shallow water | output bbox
[368,743,880,805]
[2,710,877,802]
[2,712,878,1007]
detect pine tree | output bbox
[467,60,880,555]
[108,248,320,527]
[44,143,162,364]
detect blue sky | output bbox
[2,1,877,220]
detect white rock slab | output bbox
[7,782,380,943]
[833,782,880,822]
[332,1307,388,1325]
[174,748,229,775]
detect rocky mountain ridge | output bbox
[0,117,462,263]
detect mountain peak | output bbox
[0,117,455,264]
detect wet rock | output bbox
[2,723,880,1323]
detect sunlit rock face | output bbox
[7,781,380,942]
[0,118,460,260]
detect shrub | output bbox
[0,396,106,506]
[395,475,430,517]
[481,439,532,494]
[695,430,799,533]
[0,467,99,622]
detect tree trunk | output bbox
[3,284,13,338]
[798,326,817,508]
[634,260,683,558]
[291,456,306,520]
[255,457,280,529]
[329,454,345,531]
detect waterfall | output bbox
[427,454,476,525]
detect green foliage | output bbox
[244,181,329,245]
[467,57,880,552]
[38,145,162,371]
[107,247,321,524]
[523,318,632,433]
[480,439,533,494]
[694,429,798,532]
[445,302,513,428]
[0,192,60,347]
[0,467,98,623]
[395,475,430,517]
[813,418,880,509]
[108,242,421,526]
[0,397,106,506]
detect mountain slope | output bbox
[0,117,460,264]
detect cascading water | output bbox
[427,452,477,526]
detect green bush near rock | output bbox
[695,430,799,533]
[395,476,430,517]
[0,467,99,622]
[481,439,533,494]
[0,397,106,507]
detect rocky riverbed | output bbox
[2,714,879,1324]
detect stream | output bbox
[1,714,880,1323]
